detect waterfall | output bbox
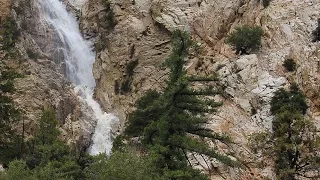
[38,0,118,155]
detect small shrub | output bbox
[126,59,139,77]
[0,81,15,93]
[312,19,320,42]
[216,64,226,71]
[226,25,263,55]
[251,107,257,115]
[26,48,39,60]
[104,0,117,30]
[120,78,131,93]
[94,38,108,52]
[262,0,271,8]
[0,70,23,81]
[120,59,139,94]
[257,0,271,8]
[114,80,120,94]
[282,59,296,72]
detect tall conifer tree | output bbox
[125,30,237,179]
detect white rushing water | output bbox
[39,0,118,155]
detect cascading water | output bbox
[38,0,118,155]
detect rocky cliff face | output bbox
[80,0,320,179]
[80,0,172,129]
[0,0,11,21]
[0,0,94,150]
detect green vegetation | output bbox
[270,84,308,115]
[312,18,320,42]
[0,69,23,166]
[0,95,21,166]
[1,17,20,52]
[1,109,85,179]
[125,30,238,179]
[282,58,296,72]
[119,59,139,94]
[0,160,34,180]
[23,109,84,179]
[104,0,117,30]
[24,109,72,167]
[85,150,164,180]
[249,85,320,179]
[226,25,263,55]
[26,48,40,60]
[1,107,166,180]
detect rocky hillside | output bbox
[79,0,320,179]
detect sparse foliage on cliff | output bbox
[125,30,238,179]
[249,85,320,180]
[262,0,271,7]
[119,59,139,94]
[226,25,263,55]
[1,17,20,52]
[282,59,296,72]
[104,0,117,30]
[257,0,271,8]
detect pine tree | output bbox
[23,109,84,179]
[0,70,22,166]
[250,85,320,179]
[125,30,237,179]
